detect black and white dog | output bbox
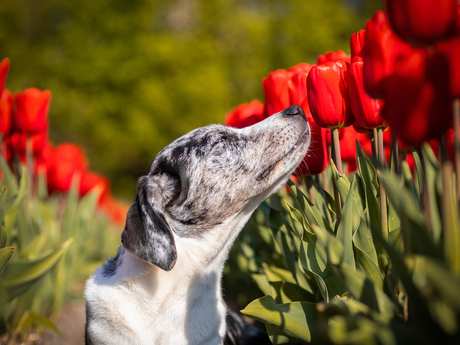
[85,105,310,344]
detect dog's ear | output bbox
[121,174,178,271]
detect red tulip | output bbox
[287,63,313,75]
[80,171,111,205]
[350,30,366,60]
[363,10,414,99]
[382,49,451,148]
[347,59,386,130]
[385,0,458,45]
[0,58,9,97]
[13,88,51,133]
[307,60,354,129]
[263,69,291,117]
[294,118,328,176]
[224,100,265,129]
[0,89,12,135]
[6,130,48,159]
[47,143,89,193]
[436,36,460,98]
[288,70,329,176]
[317,50,351,65]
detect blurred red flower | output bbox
[13,88,51,133]
[47,143,89,193]
[385,0,458,45]
[80,170,111,206]
[225,100,265,129]
[0,58,9,97]
[6,130,48,160]
[317,50,351,65]
[350,30,366,60]
[347,59,386,130]
[263,69,292,117]
[0,89,12,135]
[363,10,414,99]
[382,50,451,148]
[307,60,354,129]
[436,36,460,98]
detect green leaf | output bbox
[0,246,14,273]
[353,217,379,268]
[0,226,6,248]
[0,238,74,301]
[421,143,442,243]
[310,224,343,266]
[252,273,272,296]
[413,256,460,311]
[353,246,383,289]
[270,281,316,304]
[336,178,357,268]
[339,265,393,321]
[0,187,7,226]
[356,145,382,241]
[330,160,351,206]
[241,295,327,343]
[0,156,18,196]
[288,182,334,234]
[378,171,442,259]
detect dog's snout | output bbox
[282,105,306,119]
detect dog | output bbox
[84,105,310,345]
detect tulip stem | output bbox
[373,128,379,161]
[440,136,460,273]
[332,128,343,174]
[453,98,460,201]
[377,127,388,240]
[331,128,342,226]
[391,131,399,175]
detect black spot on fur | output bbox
[101,248,122,277]
[224,310,271,345]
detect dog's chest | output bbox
[86,266,227,345]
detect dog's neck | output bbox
[107,206,255,344]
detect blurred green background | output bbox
[0,0,380,198]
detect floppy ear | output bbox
[121,175,177,271]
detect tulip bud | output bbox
[7,130,48,160]
[0,89,12,135]
[385,0,458,45]
[347,60,386,130]
[80,171,111,205]
[307,60,354,129]
[363,11,414,99]
[263,69,291,117]
[436,36,460,98]
[382,49,451,148]
[0,58,9,97]
[47,143,89,193]
[350,30,366,60]
[13,88,51,133]
[317,50,351,65]
[224,100,265,129]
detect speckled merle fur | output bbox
[121,111,309,271]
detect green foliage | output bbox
[0,0,380,197]
[236,144,460,344]
[0,159,120,338]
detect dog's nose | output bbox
[282,105,305,119]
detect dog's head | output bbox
[121,105,310,271]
